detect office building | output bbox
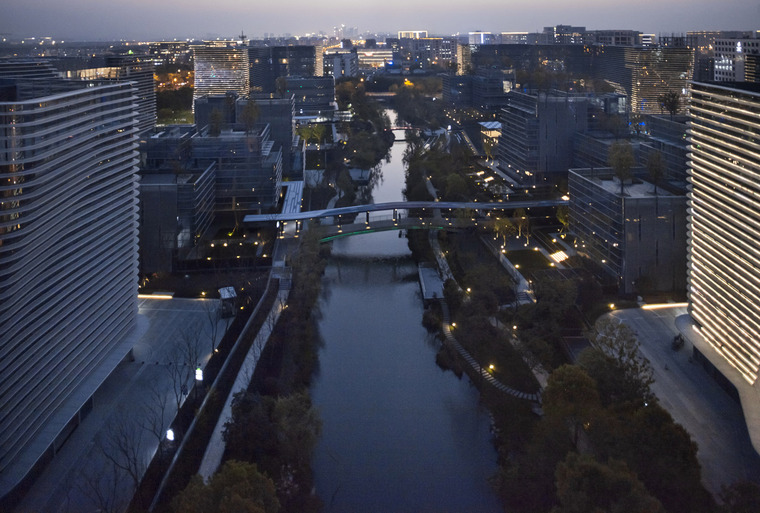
[638,114,690,186]
[281,76,335,117]
[324,48,359,78]
[542,25,587,45]
[0,77,139,504]
[66,54,156,132]
[468,31,493,46]
[0,58,60,80]
[248,45,317,94]
[398,30,427,39]
[498,91,626,184]
[592,45,694,114]
[679,81,760,453]
[714,35,760,82]
[192,44,250,105]
[569,167,687,293]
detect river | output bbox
[310,119,503,512]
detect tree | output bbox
[203,298,221,354]
[172,460,279,513]
[512,208,530,242]
[646,150,665,195]
[443,174,468,201]
[273,392,322,474]
[581,317,654,404]
[543,364,601,446]
[275,76,288,98]
[240,100,260,135]
[719,481,760,513]
[96,410,147,506]
[556,205,570,234]
[139,381,170,465]
[493,217,517,247]
[209,108,223,137]
[658,91,681,120]
[166,321,204,412]
[553,452,665,513]
[608,140,635,196]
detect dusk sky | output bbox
[3,0,759,41]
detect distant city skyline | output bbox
[3,0,759,41]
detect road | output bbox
[608,306,760,495]
[14,298,228,513]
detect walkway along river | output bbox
[309,121,502,512]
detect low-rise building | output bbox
[569,167,687,294]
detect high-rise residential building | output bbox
[679,81,760,453]
[192,44,250,105]
[0,77,139,503]
[456,44,472,75]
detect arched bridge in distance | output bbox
[243,199,568,241]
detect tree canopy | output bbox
[608,141,635,196]
[172,460,279,513]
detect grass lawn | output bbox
[504,248,553,274]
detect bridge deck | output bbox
[244,199,567,224]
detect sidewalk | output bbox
[197,287,290,479]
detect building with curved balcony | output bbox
[0,77,139,504]
[679,81,760,454]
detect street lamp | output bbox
[195,367,203,401]
[166,428,175,442]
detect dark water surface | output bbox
[310,130,502,513]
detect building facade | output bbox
[714,36,760,82]
[569,167,687,293]
[0,78,139,502]
[66,54,156,132]
[680,81,760,453]
[192,44,250,105]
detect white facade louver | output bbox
[0,78,139,496]
[687,81,760,386]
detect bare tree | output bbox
[203,298,221,354]
[77,460,124,513]
[165,321,204,412]
[139,381,170,464]
[96,410,147,506]
[647,150,665,196]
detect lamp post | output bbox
[194,366,203,402]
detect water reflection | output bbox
[310,132,501,512]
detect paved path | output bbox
[609,306,760,495]
[14,299,229,513]
[427,231,540,403]
[439,300,541,403]
[197,287,290,480]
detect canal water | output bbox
[310,121,502,512]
